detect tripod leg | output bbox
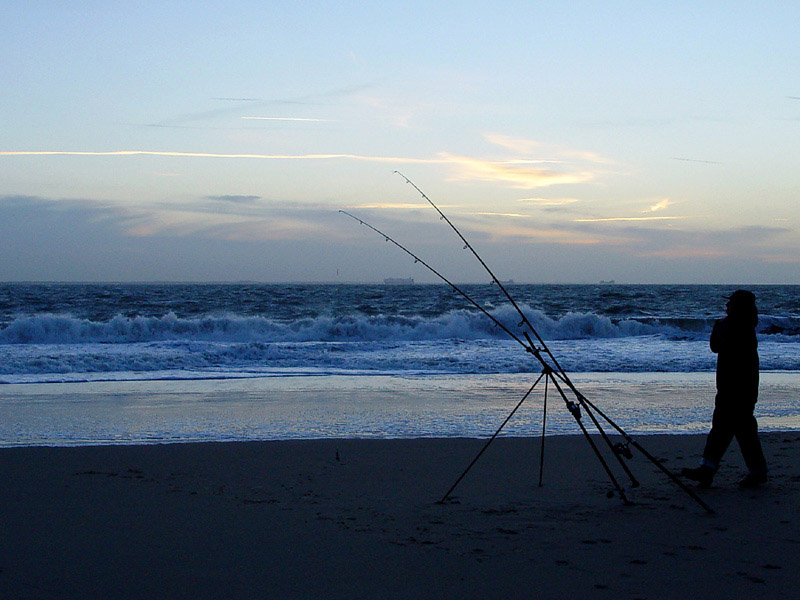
[548,373,630,504]
[538,375,548,487]
[579,397,640,488]
[439,371,546,504]
[579,394,715,514]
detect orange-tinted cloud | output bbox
[440,153,593,189]
[574,216,685,223]
[643,198,673,213]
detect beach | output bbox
[2,284,799,598]
[2,433,799,599]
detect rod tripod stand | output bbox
[441,353,641,507]
[340,173,715,514]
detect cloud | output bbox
[0,149,598,190]
[0,150,428,161]
[483,134,542,155]
[205,195,261,203]
[671,157,721,165]
[347,203,457,210]
[760,253,800,264]
[466,219,628,246]
[149,85,373,127]
[567,221,793,261]
[484,134,613,166]
[241,116,335,122]
[473,212,531,218]
[0,194,342,246]
[574,216,684,223]
[643,198,672,213]
[440,153,594,189]
[517,197,582,206]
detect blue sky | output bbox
[2,1,798,283]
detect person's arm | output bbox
[710,317,727,354]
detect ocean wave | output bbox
[2,336,798,383]
[0,307,797,346]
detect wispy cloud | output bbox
[150,85,373,127]
[644,247,729,259]
[241,117,335,122]
[568,222,793,261]
[484,134,613,165]
[347,203,459,210]
[0,150,442,163]
[671,157,721,165]
[574,216,685,223]
[517,197,581,206]
[441,153,593,189]
[205,195,261,203]
[483,134,541,155]
[760,253,800,264]
[468,221,625,245]
[643,198,673,213]
[3,132,613,193]
[473,212,531,218]
[0,149,598,191]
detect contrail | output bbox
[0,150,441,163]
[241,117,335,122]
[671,157,720,165]
[0,149,597,189]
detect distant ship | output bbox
[599,280,616,285]
[383,277,415,285]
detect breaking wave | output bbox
[1,306,797,346]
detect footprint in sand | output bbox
[736,571,765,584]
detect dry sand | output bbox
[1,433,798,599]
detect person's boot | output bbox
[739,472,767,489]
[681,465,715,488]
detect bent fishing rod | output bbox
[392,172,641,493]
[339,211,529,347]
[394,172,567,379]
[340,182,714,513]
[390,172,714,512]
[340,208,633,504]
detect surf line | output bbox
[340,172,714,514]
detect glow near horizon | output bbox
[1,2,798,283]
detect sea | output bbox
[1,283,799,446]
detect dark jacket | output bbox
[710,315,759,402]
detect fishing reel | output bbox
[566,401,581,420]
[613,442,633,460]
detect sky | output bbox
[2,1,798,284]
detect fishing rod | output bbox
[341,208,632,504]
[394,171,571,385]
[393,171,641,490]
[338,210,526,347]
[393,172,658,460]
[340,184,715,514]
[392,173,714,512]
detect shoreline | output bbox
[2,372,800,447]
[2,433,799,598]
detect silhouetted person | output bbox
[682,290,768,488]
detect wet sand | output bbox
[1,433,799,599]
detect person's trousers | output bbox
[702,396,767,475]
